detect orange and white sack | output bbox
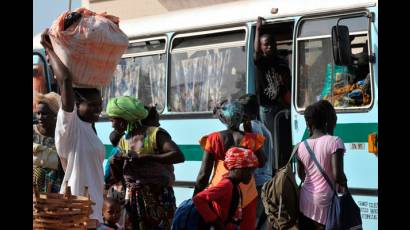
[48,8,129,88]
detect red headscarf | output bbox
[224,147,259,170]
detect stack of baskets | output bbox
[33,183,95,230]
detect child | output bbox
[97,197,123,230]
[193,147,259,230]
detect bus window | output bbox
[169,28,247,112]
[296,16,372,111]
[124,39,166,54]
[101,38,167,115]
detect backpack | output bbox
[261,143,300,230]
[171,199,201,230]
[171,178,241,230]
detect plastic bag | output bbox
[322,64,355,97]
[347,89,364,105]
[49,8,129,88]
[33,143,59,170]
[320,64,333,99]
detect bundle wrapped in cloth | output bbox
[48,8,129,88]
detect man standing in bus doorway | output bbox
[253,16,291,160]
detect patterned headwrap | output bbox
[224,147,259,170]
[106,96,148,133]
[213,100,244,130]
[34,92,61,114]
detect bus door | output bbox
[250,18,295,171]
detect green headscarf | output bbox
[106,96,148,133]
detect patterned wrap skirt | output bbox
[124,185,176,230]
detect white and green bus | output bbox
[33,0,378,228]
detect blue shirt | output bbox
[103,147,120,182]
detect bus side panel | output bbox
[353,195,378,229]
[161,118,226,205]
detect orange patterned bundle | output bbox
[48,8,128,88]
[224,147,259,170]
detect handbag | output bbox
[33,143,59,170]
[303,140,362,230]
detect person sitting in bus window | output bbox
[322,68,371,108]
[194,100,266,230]
[253,17,291,142]
[351,39,371,105]
[193,147,259,230]
[351,39,370,82]
[238,94,273,230]
[33,92,65,193]
[296,100,348,230]
[105,96,185,230]
[41,29,106,225]
[322,37,371,108]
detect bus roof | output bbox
[33,0,377,49]
[120,0,377,39]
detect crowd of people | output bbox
[33,16,350,230]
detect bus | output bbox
[33,0,378,228]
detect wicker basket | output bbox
[33,183,95,230]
